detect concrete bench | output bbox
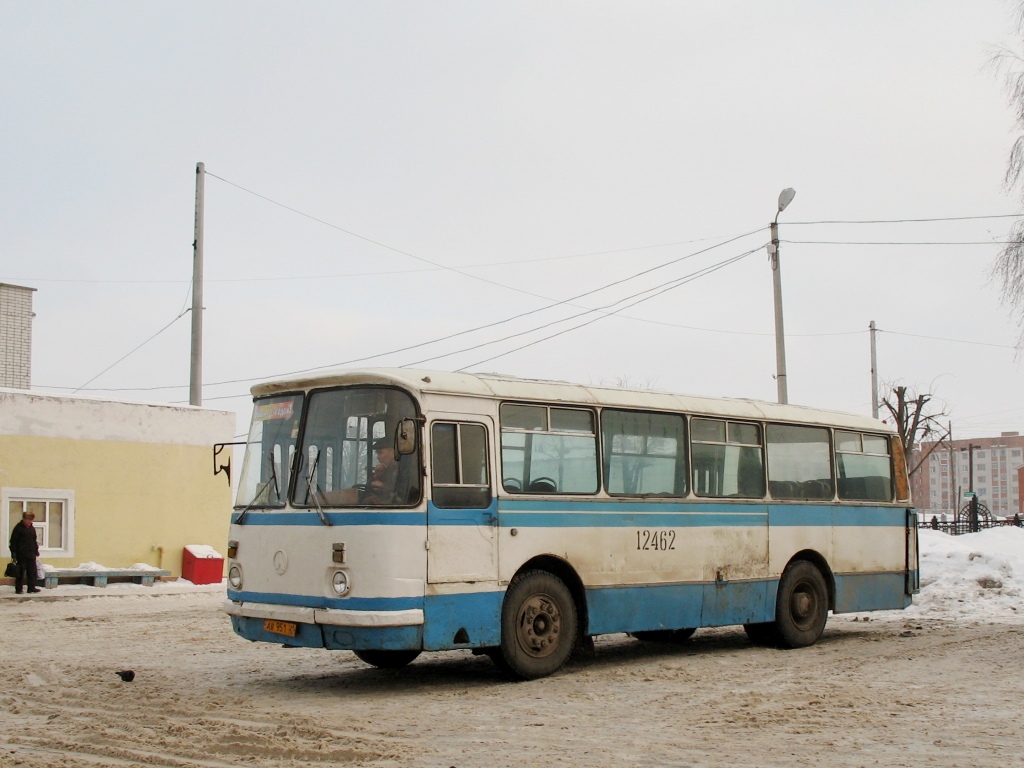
[42,568,171,589]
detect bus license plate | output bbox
[263,619,297,637]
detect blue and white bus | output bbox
[224,368,918,679]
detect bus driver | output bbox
[320,437,399,506]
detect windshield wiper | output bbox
[303,448,333,527]
[236,456,280,526]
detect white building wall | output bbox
[0,283,35,390]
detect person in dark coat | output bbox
[9,511,40,594]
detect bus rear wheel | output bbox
[496,570,577,680]
[774,560,829,648]
[352,649,421,669]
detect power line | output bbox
[879,329,1018,350]
[207,171,740,310]
[406,249,756,368]
[91,227,768,392]
[788,213,1024,224]
[71,309,191,394]
[453,249,761,372]
[783,239,1011,246]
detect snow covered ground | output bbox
[2,527,1023,768]
[901,526,1024,623]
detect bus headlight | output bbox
[228,564,243,589]
[331,570,350,596]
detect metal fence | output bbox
[919,516,1023,536]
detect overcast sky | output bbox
[2,1,1022,441]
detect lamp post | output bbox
[768,188,796,405]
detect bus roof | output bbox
[250,367,894,433]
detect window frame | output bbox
[430,421,493,509]
[765,423,835,501]
[601,408,689,497]
[834,430,894,502]
[3,487,75,559]
[499,402,599,495]
[689,417,766,499]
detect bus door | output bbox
[426,417,498,584]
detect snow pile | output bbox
[899,527,1024,623]
[183,544,223,559]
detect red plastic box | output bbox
[181,545,224,585]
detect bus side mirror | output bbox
[395,418,417,455]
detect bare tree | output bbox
[879,383,950,476]
[990,8,1024,353]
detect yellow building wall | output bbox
[1,391,237,580]
[2,434,232,576]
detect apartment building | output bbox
[910,432,1024,518]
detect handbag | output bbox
[4,561,16,579]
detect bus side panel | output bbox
[832,572,911,612]
[585,583,705,635]
[767,505,835,575]
[701,579,771,627]
[422,590,504,650]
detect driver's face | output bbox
[375,447,395,466]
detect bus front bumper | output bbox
[223,600,425,650]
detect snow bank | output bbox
[894,527,1024,623]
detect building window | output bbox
[2,488,75,559]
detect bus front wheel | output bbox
[497,570,578,680]
[352,649,421,669]
[774,560,829,648]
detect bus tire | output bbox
[774,560,829,648]
[497,570,577,680]
[352,649,421,669]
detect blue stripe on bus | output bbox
[226,588,423,612]
[231,502,908,528]
[230,511,427,526]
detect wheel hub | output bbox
[516,594,561,658]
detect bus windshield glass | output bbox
[235,394,304,509]
[293,386,421,507]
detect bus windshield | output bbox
[292,386,421,508]
[235,394,304,509]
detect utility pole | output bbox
[948,422,954,517]
[190,162,205,407]
[769,188,796,405]
[869,320,878,418]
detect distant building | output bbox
[0,282,36,389]
[910,432,1024,518]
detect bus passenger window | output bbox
[691,418,765,498]
[766,424,834,500]
[432,422,492,509]
[500,404,598,494]
[835,431,893,501]
[603,410,688,496]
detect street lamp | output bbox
[768,188,796,405]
